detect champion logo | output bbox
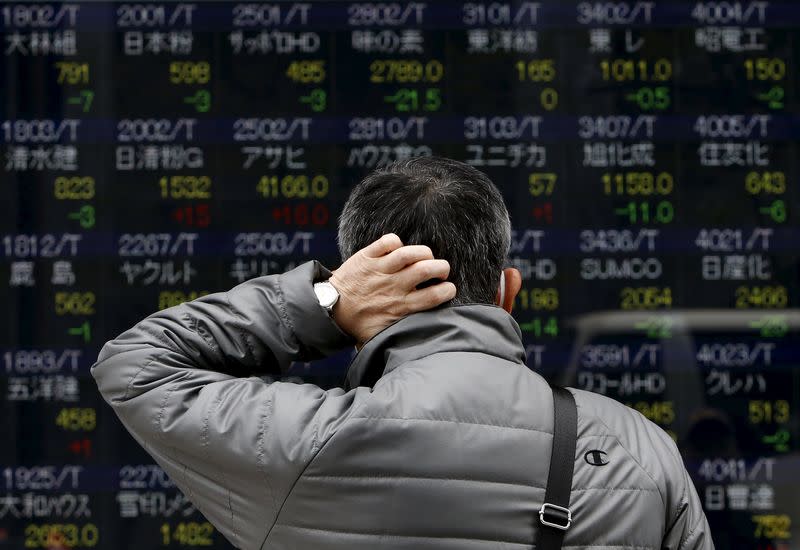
[584,449,609,466]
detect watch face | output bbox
[316,283,338,308]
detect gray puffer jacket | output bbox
[92,260,714,550]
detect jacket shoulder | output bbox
[571,387,690,513]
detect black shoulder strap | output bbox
[538,385,577,550]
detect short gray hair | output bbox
[337,156,511,305]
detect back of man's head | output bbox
[337,156,511,306]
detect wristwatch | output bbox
[313,280,340,315]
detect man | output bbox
[92,156,713,549]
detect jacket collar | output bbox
[343,304,526,390]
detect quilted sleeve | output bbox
[90,260,364,549]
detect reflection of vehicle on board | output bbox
[559,309,799,550]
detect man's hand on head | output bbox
[328,233,457,345]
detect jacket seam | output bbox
[273,523,533,546]
[181,311,219,354]
[203,390,238,545]
[271,280,297,348]
[118,317,187,402]
[663,437,691,538]
[154,362,183,443]
[219,467,238,546]
[258,389,376,550]
[299,474,659,494]
[574,486,658,492]
[664,482,689,541]
[274,524,656,549]
[350,414,554,437]
[223,291,258,363]
[379,349,524,379]
[303,473,545,489]
[120,355,158,402]
[256,390,279,516]
[676,515,703,550]
[180,461,195,502]
[562,546,656,549]
[140,321,173,347]
[201,392,223,449]
[590,413,666,509]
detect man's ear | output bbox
[495,268,522,313]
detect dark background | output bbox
[1,2,798,548]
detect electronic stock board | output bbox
[1,1,799,548]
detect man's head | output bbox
[337,156,513,306]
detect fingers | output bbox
[405,282,457,312]
[360,233,403,259]
[380,244,434,273]
[395,259,450,289]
